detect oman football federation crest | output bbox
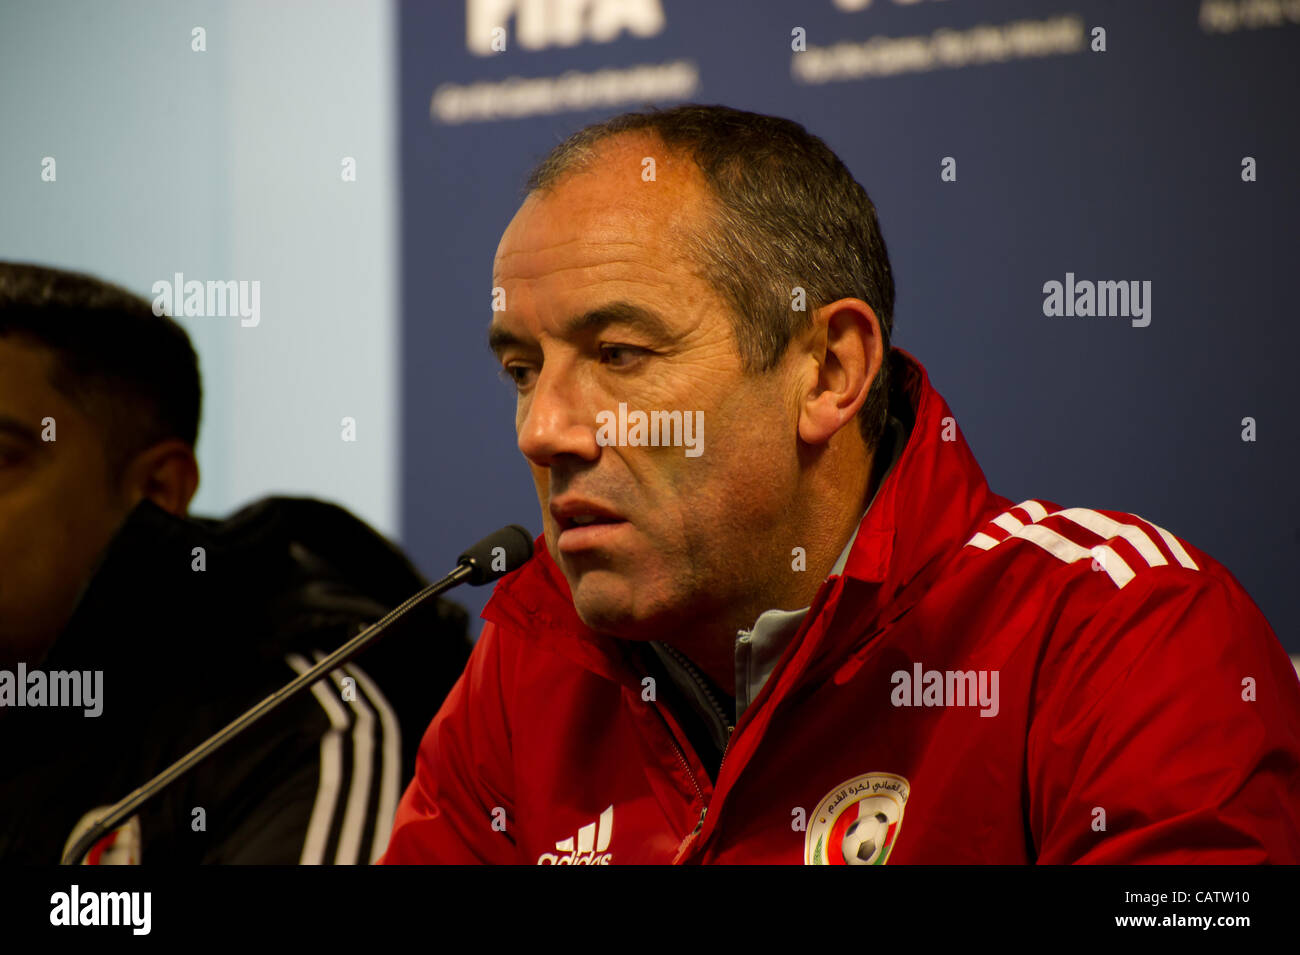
[805,772,909,865]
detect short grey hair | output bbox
[524,104,896,452]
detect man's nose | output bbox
[517,364,600,467]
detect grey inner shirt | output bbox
[647,413,910,758]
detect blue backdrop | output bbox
[398,0,1299,651]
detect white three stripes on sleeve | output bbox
[964,500,1199,589]
[317,651,375,866]
[338,660,403,863]
[284,652,401,865]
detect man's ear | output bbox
[120,439,200,516]
[797,297,884,446]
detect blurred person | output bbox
[0,262,471,864]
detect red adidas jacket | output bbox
[383,350,1300,864]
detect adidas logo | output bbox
[536,806,614,865]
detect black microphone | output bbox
[457,523,534,585]
[60,524,534,866]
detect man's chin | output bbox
[569,579,669,643]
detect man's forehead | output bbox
[495,139,707,278]
[0,338,80,437]
[0,337,59,394]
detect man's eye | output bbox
[599,344,646,367]
[499,364,535,390]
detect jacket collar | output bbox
[41,500,214,673]
[44,496,429,674]
[481,348,1003,686]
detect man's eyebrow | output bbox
[0,416,40,444]
[488,302,674,359]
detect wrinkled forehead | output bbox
[494,137,711,285]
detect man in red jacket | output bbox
[383,105,1300,864]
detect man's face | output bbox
[490,138,807,640]
[0,337,132,665]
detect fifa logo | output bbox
[467,0,666,56]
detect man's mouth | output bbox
[551,498,630,553]
[569,514,616,527]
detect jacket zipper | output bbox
[659,642,734,733]
[658,642,738,851]
[673,743,706,820]
[696,735,738,841]
[667,597,839,852]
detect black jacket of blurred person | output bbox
[0,263,471,864]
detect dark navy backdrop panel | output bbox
[400,0,1299,649]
